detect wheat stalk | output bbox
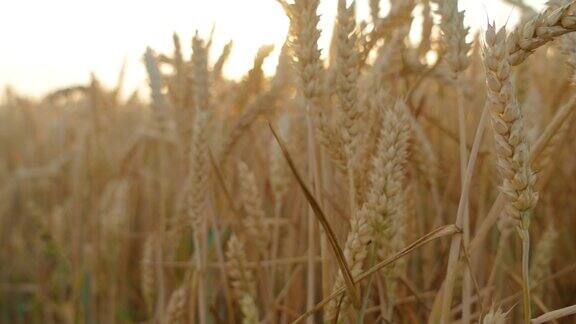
[435,0,474,319]
[142,234,157,315]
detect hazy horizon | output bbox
[0,0,544,98]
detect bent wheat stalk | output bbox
[268,121,361,309]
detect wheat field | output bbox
[2,0,576,323]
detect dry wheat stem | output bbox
[435,1,472,319]
[268,121,361,309]
[438,101,489,324]
[531,304,576,323]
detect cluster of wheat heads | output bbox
[3,0,576,323]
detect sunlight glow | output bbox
[0,0,545,97]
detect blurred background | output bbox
[0,0,544,97]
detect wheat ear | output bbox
[183,110,210,233]
[482,306,507,324]
[484,24,539,228]
[508,1,576,66]
[283,1,325,319]
[335,0,361,163]
[226,234,260,324]
[164,285,187,324]
[324,206,374,321]
[183,109,210,324]
[237,161,269,252]
[212,40,233,83]
[370,101,411,320]
[144,47,170,133]
[326,95,411,322]
[435,0,471,76]
[234,44,275,111]
[192,32,210,112]
[484,23,539,324]
[270,115,292,202]
[284,0,347,171]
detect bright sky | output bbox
[0,0,545,98]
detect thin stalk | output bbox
[207,195,236,324]
[269,121,361,307]
[521,217,531,324]
[487,231,511,294]
[320,153,331,302]
[456,74,472,324]
[189,267,199,323]
[404,101,444,227]
[375,276,389,321]
[193,232,207,324]
[270,202,283,297]
[357,244,377,323]
[439,103,488,324]
[532,304,576,324]
[157,143,167,321]
[304,102,320,324]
